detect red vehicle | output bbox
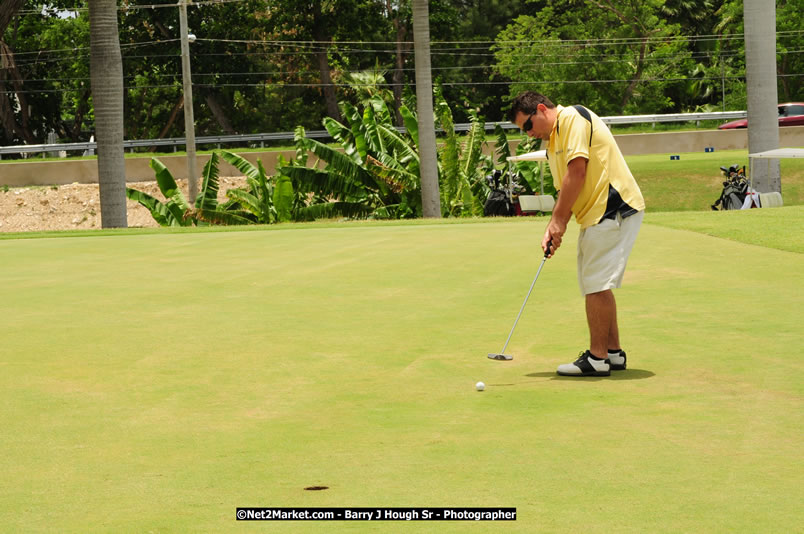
[718,102,804,129]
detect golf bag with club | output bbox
[711,164,749,210]
[484,169,513,216]
[483,169,527,216]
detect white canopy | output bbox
[748,148,804,159]
[506,149,547,162]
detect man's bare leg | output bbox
[586,289,619,358]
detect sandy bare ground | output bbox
[0,177,248,233]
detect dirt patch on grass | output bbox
[0,177,247,233]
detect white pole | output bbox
[179,0,197,203]
[744,0,781,193]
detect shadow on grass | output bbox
[524,369,655,381]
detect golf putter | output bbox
[488,239,552,361]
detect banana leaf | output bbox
[296,201,372,221]
[369,94,393,126]
[149,158,190,213]
[225,188,270,221]
[293,126,308,166]
[400,105,419,147]
[365,153,419,193]
[461,112,486,183]
[273,175,294,223]
[256,159,273,222]
[435,95,460,214]
[323,116,363,165]
[377,124,420,173]
[298,138,379,193]
[196,152,220,211]
[340,102,369,161]
[494,124,512,167]
[195,209,254,225]
[279,166,365,200]
[361,105,386,155]
[125,188,173,226]
[219,150,260,182]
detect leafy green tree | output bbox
[493,0,692,115]
[776,0,803,102]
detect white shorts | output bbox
[577,210,643,296]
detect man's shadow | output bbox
[525,369,655,381]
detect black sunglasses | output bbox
[522,112,536,132]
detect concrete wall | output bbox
[614,126,804,156]
[2,126,803,187]
[0,150,294,187]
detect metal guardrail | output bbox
[0,111,747,157]
[601,111,746,125]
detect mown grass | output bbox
[628,149,804,212]
[0,211,801,533]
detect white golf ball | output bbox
[475,381,485,391]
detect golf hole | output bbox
[304,486,329,491]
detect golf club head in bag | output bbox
[488,239,552,361]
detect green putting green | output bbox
[1,211,801,532]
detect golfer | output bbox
[509,91,645,377]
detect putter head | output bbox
[488,353,513,361]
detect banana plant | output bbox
[435,89,491,217]
[126,154,251,226]
[283,109,420,219]
[217,150,282,223]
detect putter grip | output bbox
[544,238,553,258]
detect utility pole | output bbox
[744,0,780,193]
[179,0,198,203]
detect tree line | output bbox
[0,0,801,148]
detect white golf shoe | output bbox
[606,349,627,371]
[557,351,611,377]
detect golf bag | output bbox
[711,164,749,211]
[483,169,515,216]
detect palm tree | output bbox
[89,0,127,227]
[412,0,440,218]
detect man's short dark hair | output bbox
[508,91,556,122]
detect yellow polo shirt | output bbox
[546,105,645,228]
